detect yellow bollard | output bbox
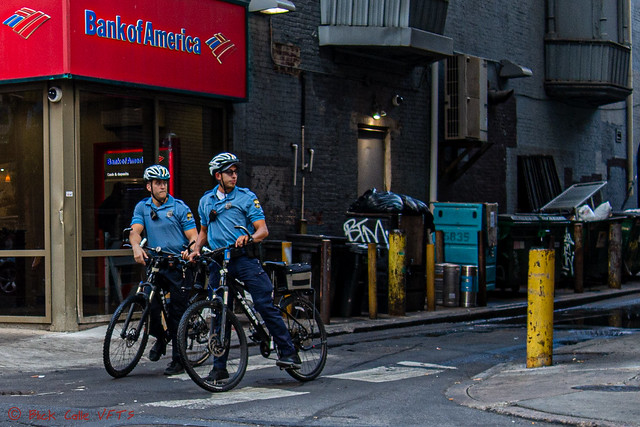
[368,242,378,319]
[282,241,292,265]
[388,229,406,316]
[526,248,555,368]
[426,243,435,311]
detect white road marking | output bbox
[398,361,458,370]
[174,355,276,381]
[146,387,308,408]
[326,361,456,383]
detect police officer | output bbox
[129,165,197,376]
[190,152,300,382]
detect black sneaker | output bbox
[148,338,166,362]
[205,368,229,382]
[276,353,302,369]
[163,360,184,376]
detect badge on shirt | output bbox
[167,210,173,218]
[254,199,261,209]
[225,202,232,210]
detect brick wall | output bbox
[233,0,639,240]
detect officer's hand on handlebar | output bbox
[132,245,148,265]
[187,250,200,263]
[181,241,196,261]
[235,234,253,248]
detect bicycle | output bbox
[176,225,327,392]
[103,230,206,378]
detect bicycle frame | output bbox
[208,248,318,358]
[120,249,182,342]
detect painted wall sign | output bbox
[0,0,247,99]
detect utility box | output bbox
[432,202,497,290]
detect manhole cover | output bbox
[572,385,640,392]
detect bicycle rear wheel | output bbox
[177,299,248,392]
[103,294,149,378]
[280,295,327,381]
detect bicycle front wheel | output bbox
[180,298,213,367]
[280,295,327,381]
[103,294,149,378]
[177,299,248,392]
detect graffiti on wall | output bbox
[561,226,575,277]
[343,217,389,248]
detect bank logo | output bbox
[206,33,235,64]
[3,7,50,39]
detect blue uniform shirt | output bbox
[198,185,265,249]
[131,195,196,254]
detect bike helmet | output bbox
[209,152,240,176]
[143,164,170,182]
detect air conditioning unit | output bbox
[444,54,488,142]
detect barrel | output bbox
[460,265,478,307]
[435,263,445,305]
[443,263,461,307]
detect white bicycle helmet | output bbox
[143,164,170,181]
[209,152,240,175]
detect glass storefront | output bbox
[0,89,47,317]
[79,88,226,319]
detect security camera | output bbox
[392,94,404,107]
[48,87,62,103]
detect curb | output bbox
[324,284,640,337]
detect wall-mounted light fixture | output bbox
[249,0,296,14]
[372,109,386,120]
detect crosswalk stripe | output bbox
[173,355,277,382]
[146,387,308,408]
[326,361,456,383]
[398,361,458,370]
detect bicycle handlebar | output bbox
[195,225,254,263]
[139,240,193,269]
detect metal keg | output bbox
[460,265,478,307]
[443,263,461,307]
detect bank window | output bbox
[79,90,225,318]
[0,90,46,317]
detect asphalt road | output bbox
[2,295,638,426]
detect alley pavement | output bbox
[1,282,640,426]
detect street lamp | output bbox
[249,0,296,14]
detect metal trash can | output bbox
[460,265,477,307]
[435,263,445,305]
[443,263,460,307]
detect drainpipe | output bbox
[626,0,634,207]
[429,62,439,205]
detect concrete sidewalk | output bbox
[1,282,640,425]
[447,332,640,426]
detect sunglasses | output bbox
[222,169,238,176]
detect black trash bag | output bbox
[399,194,430,215]
[349,188,404,213]
[399,194,435,230]
[349,188,436,230]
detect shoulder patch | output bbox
[253,199,261,209]
[187,212,193,220]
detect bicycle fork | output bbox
[121,293,152,341]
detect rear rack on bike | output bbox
[263,262,312,292]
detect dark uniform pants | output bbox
[149,267,191,361]
[208,255,296,369]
